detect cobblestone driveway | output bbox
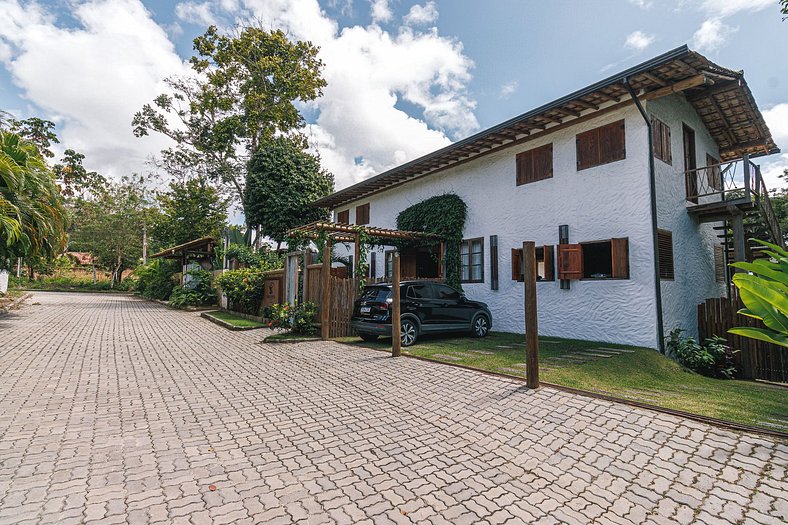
[0,293,786,524]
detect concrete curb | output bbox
[200,311,264,331]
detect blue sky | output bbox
[0,0,786,193]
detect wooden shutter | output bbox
[543,245,555,281]
[511,248,523,282]
[600,120,626,164]
[576,128,599,170]
[706,154,721,191]
[337,210,349,224]
[557,244,583,280]
[369,251,376,278]
[355,203,369,225]
[516,144,553,185]
[490,235,499,290]
[651,117,671,164]
[714,245,725,282]
[657,230,674,279]
[611,237,630,279]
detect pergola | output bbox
[150,236,216,283]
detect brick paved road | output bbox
[0,293,786,524]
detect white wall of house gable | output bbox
[647,94,727,341]
[334,105,661,348]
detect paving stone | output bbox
[0,292,784,525]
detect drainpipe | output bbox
[624,78,665,353]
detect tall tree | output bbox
[69,175,159,285]
[8,117,59,159]
[153,177,229,247]
[244,136,334,247]
[53,149,107,198]
[0,130,67,269]
[133,24,326,209]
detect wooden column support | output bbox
[321,244,331,340]
[391,253,401,357]
[523,241,539,389]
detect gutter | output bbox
[624,78,665,353]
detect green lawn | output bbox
[203,310,267,329]
[336,331,788,431]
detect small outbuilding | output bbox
[150,236,216,284]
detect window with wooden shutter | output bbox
[511,245,554,282]
[576,119,626,170]
[337,209,349,224]
[714,245,726,282]
[651,117,672,165]
[657,230,674,280]
[558,244,583,280]
[516,143,553,186]
[355,203,370,225]
[706,154,722,191]
[611,237,629,279]
[578,238,630,279]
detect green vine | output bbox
[352,226,378,292]
[396,193,467,290]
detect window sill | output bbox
[579,277,630,281]
[461,280,484,284]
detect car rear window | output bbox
[360,287,391,301]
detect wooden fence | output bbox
[326,276,358,338]
[698,289,787,383]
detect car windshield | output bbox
[360,287,391,302]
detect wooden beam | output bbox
[642,74,710,101]
[571,99,599,111]
[391,253,401,357]
[640,71,668,87]
[321,244,331,340]
[523,241,539,389]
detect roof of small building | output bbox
[150,236,216,259]
[313,45,778,210]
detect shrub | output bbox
[13,274,136,291]
[268,301,319,335]
[666,328,737,379]
[168,270,216,309]
[215,267,266,315]
[135,260,178,300]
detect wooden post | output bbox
[321,244,331,340]
[391,253,401,357]
[354,233,360,279]
[523,241,539,388]
[302,251,312,303]
[731,213,747,269]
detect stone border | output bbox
[263,335,321,344]
[200,311,265,331]
[0,292,32,315]
[339,341,788,440]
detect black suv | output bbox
[351,281,492,346]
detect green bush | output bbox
[14,274,135,291]
[215,267,266,315]
[135,260,178,300]
[168,270,216,309]
[269,302,319,335]
[666,328,737,379]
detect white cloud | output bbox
[691,18,736,52]
[628,0,652,8]
[760,154,788,192]
[0,0,188,180]
[757,104,788,191]
[403,2,438,26]
[370,0,392,24]
[499,80,518,100]
[699,0,774,18]
[174,1,218,26]
[624,30,654,51]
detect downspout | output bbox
[624,78,665,353]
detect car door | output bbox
[433,284,474,327]
[405,283,440,327]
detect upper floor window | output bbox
[576,119,626,170]
[460,238,484,283]
[651,117,672,165]
[657,229,674,280]
[356,203,370,225]
[516,143,553,185]
[336,209,349,224]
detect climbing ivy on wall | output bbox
[396,193,467,290]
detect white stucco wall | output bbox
[648,94,727,340]
[334,105,662,348]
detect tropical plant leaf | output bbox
[730,261,788,287]
[729,327,788,348]
[732,275,788,333]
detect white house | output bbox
[312,46,780,350]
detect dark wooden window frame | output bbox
[460,237,484,283]
[384,250,395,279]
[576,119,626,171]
[512,245,555,282]
[355,203,370,225]
[516,143,553,186]
[336,209,350,224]
[651,117,672,165]
[576,237,630,281]
[657,229,674,280]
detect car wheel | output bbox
[472,315,490,338]
[359,333,378,342]
[400,318,418,347]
